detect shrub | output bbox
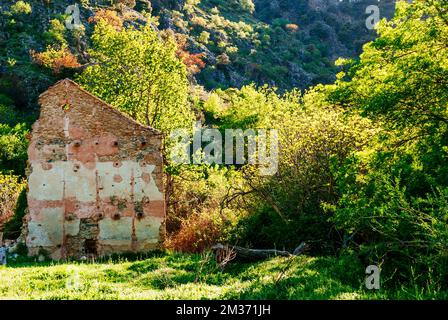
[165,211,224,253]
[198,31,210,44]
[285,24,299,33]
[0,104,17,126]
[240,0,255,14]
[88,9,123,31]
[332,158,448,289]
[226,46,238,55]
[166,165,246,253]
[2,188,27,239]
[31,46,81,75]
[217,53,230,65]
[0,173,26,231]
[0,123,29,175]
[204,85,374,252]
[173,33,206,75]
[310,22,330,40]
[10,1,32,16]
[115,0,136,9]
[239,101,374,251]
[43,19,67,46]
[191,16,207,27]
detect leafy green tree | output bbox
[77,19,194,134]
[206,85,373,251]
[328,0,448,288]
[332,0,448,133]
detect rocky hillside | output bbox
[0,0,396,110]
[153,0,396,89]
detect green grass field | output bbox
[0,252,445,300]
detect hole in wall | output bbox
[84,239,97,255]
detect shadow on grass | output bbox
[2,250,446,299]
[220,255,367,300]
[3,250,374,299]
[115,252,367,299]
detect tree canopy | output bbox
[77,19,194,134]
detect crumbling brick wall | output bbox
[25,79,165,260]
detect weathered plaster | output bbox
[27,207,64,247]
[25,79,166,260]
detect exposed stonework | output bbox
[25,79,165,260]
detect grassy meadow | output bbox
[0,252,445,300]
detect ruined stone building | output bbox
[25,79,165,260]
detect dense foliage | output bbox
[0,173,26,229]
[0,0,447,297]
[327,0,448,288]
[77,19,194,133]
[224,87,375,253]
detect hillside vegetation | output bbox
[0,0,396,110]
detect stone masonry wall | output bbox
[25,79,165,260]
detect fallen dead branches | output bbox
[212,242,307,267]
